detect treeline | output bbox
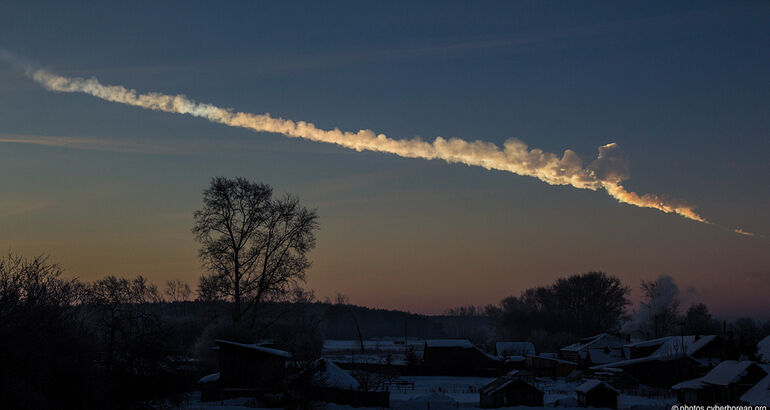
[0,252,488,409]
[447,272,770,355]
[0,253,212,409]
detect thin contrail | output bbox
[23,66,753,233]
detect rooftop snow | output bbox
[741,372,770,405]
[625,335,716,358]
[198,372,219,383]
[673,361,766,390]
[315,358,360,390]
[527,354,577,365]
[214,340,292,358]
[562,334,624,352]
[576,379,617,393]
[701,360,763,386]
[480,376,518,395]
[496,342,536,356]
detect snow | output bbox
[198,372,220,383]
[214,340,292,358]
[425,339,475,348]
[587,347,625,365]
[479,377,516,395]
[527,354,577,365]
[390,376,494,407]
[673,360,764,391]
[562,333,624,352]
[758,336,770,363]
[741,373,770,405]
[575,379,603,393]
[393,393,459,410]
[624,335,716,360]
[176,392,279,409]
[314,358,360,390]
[700,360,757,386]
[495,341,536,357]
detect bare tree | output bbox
[164,279,191,302]
[83,275,163,372]
[193,177,319,324]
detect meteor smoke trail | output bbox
[28,68,710,224]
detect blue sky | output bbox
[1,1,768,316]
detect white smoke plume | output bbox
[27,68,711,224]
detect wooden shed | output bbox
[576,379,618,409]
[479,375,543,408]
[214,340,291,393]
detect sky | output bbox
[1,1,769,317]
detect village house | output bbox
[310,358,389,408]
[576,379,619,409]
[479,373,544,408]
[624,335,726,365]
[560,334,626,367]
[591,354,701,388]
[421,339,500,376]
[199,340,292,401]
[672,360,767,405]
[588,335,731,388]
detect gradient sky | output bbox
[1,1,769,317]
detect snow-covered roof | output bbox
[576,379,617,394]
[198,372,219,383]
[480,377,516,395]
[741,372,770,405]
[527,354,577,365]
[562,334,625,352]
[425,339,475,348]
[314,358,359,390]
[701,361,762,386]
[625,335,716,359]
[496,341,536,357]
[592,352,693,370]
[758,336,770,363]
[672,361,766,390]
[587,347,625,365]
[214,340,292,358]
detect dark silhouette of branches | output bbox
[193,177,319,325]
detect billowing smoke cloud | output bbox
[28,68,711,224]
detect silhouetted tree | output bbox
[684,303,719,335]
[492,272,630,348]
[193,177,319,325]
[164,279,192,302]
[0,252,91,410]
[731,317,762,359]
[83,276,165,374]
[552,271,630,336]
